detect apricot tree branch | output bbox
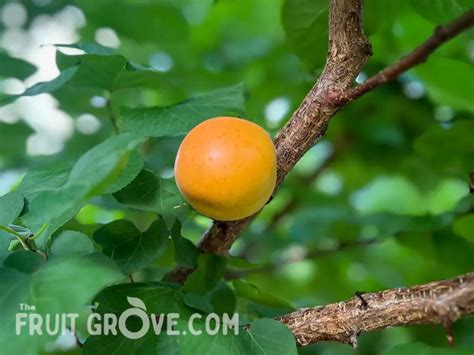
[276,272,474,347]
[329,9,474,106]
[199,0,370,251]
[165,0,370,283]
[166,4,474,283]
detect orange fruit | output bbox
[174,117,277,221]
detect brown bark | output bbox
[277,272,474,347]
[330,9,474,106]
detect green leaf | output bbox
[453,214,474,242]
[20,133,145,249]
[0,191,24,225]
[93,218,169,274]
[427,179,468,215]
[0,253,122,355]
[177,318,297,355]
[0,51,36,80]
[114,169,188,215]
[0,122,33,166]
[3,250,44,273]
[17,164,71,201]
[104,149,144,193]
[64,54,127,91]
[0,65,79,106]
[182,292,214,313]
[84,331,178,355]
[176,322,245,355]
[382,342,472,355]
[54,42,116,55]
[233,280,294,310]
[183,254,226,295]
[209,282,237,315]
[55,52,175,91]
[0,52,176,107]
[411,0,474,24]
[350,175,426,216]
[121,83,246,137]
[93,282,185,315]
[81,1,188,45]
[50,230,95,256]
[84,282,186,354]
[415,57,474,112]
[0,236,12,262]
[414,120,474,176]
[240,319,297,355]
[171,220,199,268]
[282,0,328,70]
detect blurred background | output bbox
[0,0,473,354]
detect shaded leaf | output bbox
[0,51,36,80]
[233,280,294,310]
[0,65,78,106]
[414,120,474,176]
[416,57,474,112]
[382,342,472,355]
[0,122,33,166]
[241,319,297,355]
[0,253,122,354]
[121,83,246,137]
[0,191,24,225]
[453,214,474,242]
[50,230,95,256]
[21,133,145,249]
[171,220,199,268]
[411,0,474,24]
[282,0,328,70]
[104,149,144,193]
[183,254,226,294]
[114,169,188,215]
[94,218,169,274]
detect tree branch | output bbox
[276,272,474,347]
[166,0,371,283]
[166,5,474,283]
[330,9,474,106]
[225,237,378,280]
[197,0,371,256]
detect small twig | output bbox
[469,172,474,194]
[35,249,48,261]
[330,10,474,106]
[0,225,48,260]
[0,225,30,250]
[442,316,456,347]
[226,238,378,280]
[29,224,47,241]
[354,291,369,310]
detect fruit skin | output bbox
[174,116,277,221]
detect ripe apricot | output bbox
[174,116,277,221]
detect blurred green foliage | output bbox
[0,0,473,354]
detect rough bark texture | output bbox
[277,272,474,347]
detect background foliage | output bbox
[0,0,473,354]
